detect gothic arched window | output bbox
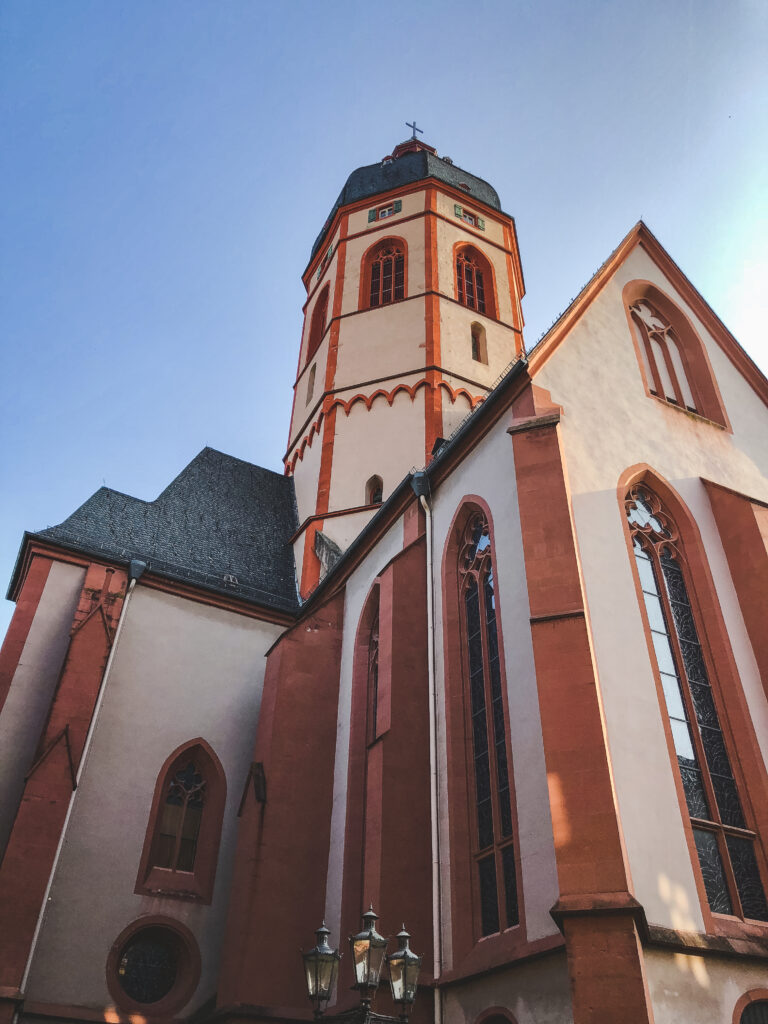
[458,511,519,936]
[135,739,226,903]
[629,300,697,411]
[366,474,383,505]
[153,761,205,873]
[623,283,729,428]
[366,240,405,308]
[307,284,330,363]
[456,247,495,319]
[626,486,768,921]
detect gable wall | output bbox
[23,586,283,1016]
[532,242,768,937]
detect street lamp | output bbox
[302,922,341,1018]
[349,906,389,1006]
[386,927,422,1020]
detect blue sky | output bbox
[1,0,766,636]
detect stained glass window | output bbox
[154,761,206,873]
[118,927,179,1004]
[459,511,519,936]
[368,244,404,307]
[626,486,768,922]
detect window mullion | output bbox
[171,796,188,873]
[634,316,664,396]
[477,565,503,925]
[653,548,723,827]
[658,334,686,406]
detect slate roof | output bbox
[32,448,299,613]
[310,144,503,260]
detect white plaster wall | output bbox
[645,948,768,1024]
[440,389,474,442]
[346,189,426,240]
[439,301,519,389]
[321,508,379,554]
[435,190,506,249]
[0,561,85,857]
[290,328,330,448]
[435,218,515,326]
[430,416,560,965]
[442,951,572,1024]
[25,586,283,1014]
[328,389,427,512]
[534,242,768,932]
[292,416,324,526]
[334,299,428,390]
[341,214,426,318]
[323,518,406,968]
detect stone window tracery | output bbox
[626,485,768,921]
[629,300,697,411]
[367,242,405,308]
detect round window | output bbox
[107,918,200,1014]
[118,927,180,1004]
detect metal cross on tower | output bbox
[405,120,423,140]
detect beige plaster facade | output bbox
[24,587,282,1015]
[533,242,768,933]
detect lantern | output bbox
[302,923,341,1018]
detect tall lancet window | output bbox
[154,762,206,873]
[459,511,519,936]
[629,300,698,412]
[626,486,768,921]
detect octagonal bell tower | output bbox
[285,136,526,596]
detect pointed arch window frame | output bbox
[441,499,524,957]
[359,236,408,311]
[306,284,331,365]
[621,475,768,930]
[454,245,497,320]
[622,281,730,430]
[135,738,227,904]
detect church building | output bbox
[1,135,767,1024]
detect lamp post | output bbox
[302,922,342,1018]
[386,927,422,1021]
[301,909,420,1024]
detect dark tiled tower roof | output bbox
[310,141,503,260]
[31,448,299,613]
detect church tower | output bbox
[285,135,526,595]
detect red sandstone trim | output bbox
[105,915,201,1017]
[703,479,768,703]
[0,555,53,712]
